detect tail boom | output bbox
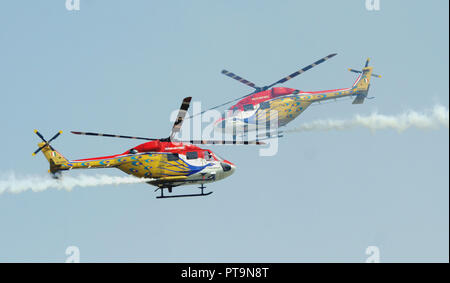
[300,63,377,104]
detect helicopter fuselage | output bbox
[49,141,235,188]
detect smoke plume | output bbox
[0,172,152,195]
[286,105,449,133]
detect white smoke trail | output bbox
[286,105,449,133]
[0,172,153,195]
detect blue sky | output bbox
[0,0,448,262]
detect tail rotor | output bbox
[348,58,382,78]
[349,58,381,104]
[32,130,62,156]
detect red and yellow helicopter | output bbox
[33,97,263,199]
[196,54,381,137]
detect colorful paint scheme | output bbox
[32,97,260,199]
[210,55,380,134]
[37,139,235,190]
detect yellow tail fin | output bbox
[351,66,373,104]
[37,142,68,173]
[353,66,373,91]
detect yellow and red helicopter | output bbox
[33,97,263,199]
[195,54,381,137]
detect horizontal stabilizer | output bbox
[352,95,366,104]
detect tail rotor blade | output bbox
[33,130,59,156]
[371,73,382,78]
[32,144,48,156]
[348,68,362,74]
[349,68,381,78]
[34,130,47,142]
[365,58,370,67]
[47,131,62,144]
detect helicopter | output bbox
[33,97,263,199]
[193,54,381,138]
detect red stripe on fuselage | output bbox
[299,88,350,94]
[71,142,211,162]
[72,153,128,162]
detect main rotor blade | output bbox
[221,70,260,90]
[71,131,157,141]
[186,91,254,120]
[170,97,192,140]
[265,53,337,89]
[179,140,265,145]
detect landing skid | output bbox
[156,191,213,199]
[155,184,213,199]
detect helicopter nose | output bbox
[220,162,236,175]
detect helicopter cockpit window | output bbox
[204,151,213,161]
[167,153,179,161]
[231,107,239,113]
[259,101,270,110]
[186,151,198,160]
[129,149,138,154]
[214,153,225,161]
[243,104,254,111]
